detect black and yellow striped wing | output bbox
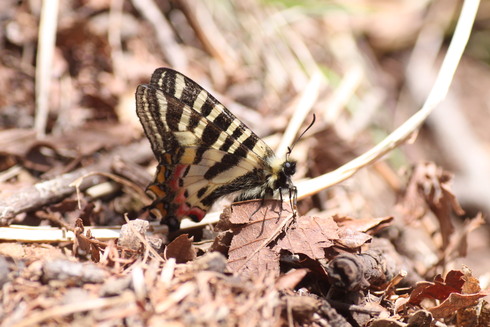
[136,68,296,230]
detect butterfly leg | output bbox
[289,185,298,217]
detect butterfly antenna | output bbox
[287,114,316,159]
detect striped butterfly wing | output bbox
[136,68,281,230]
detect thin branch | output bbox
[276,71,323,158]
[0,141,152,224]
[34,0,59,138]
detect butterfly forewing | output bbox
[149,68,274,159]
[136,68,295,230]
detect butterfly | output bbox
[136,68,297,231]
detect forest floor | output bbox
[1,1,490,326]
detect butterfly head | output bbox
[283,159,296,177]
[273,158,298,210]
[267,156,296,196]
[280,145,296,185]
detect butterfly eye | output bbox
[283,161,296,176]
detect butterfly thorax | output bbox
[268,156,295,189]
[234,157,297,202]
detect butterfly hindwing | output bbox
[136,68,296,230]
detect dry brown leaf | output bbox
[273,215,340,260]
[165,234,196,263]
[397,162,463,249]
[73,218,101,262]
[430,292,488,319]
[407,269,489,319]
[333,215,393,234]
[225,200,292,276]
[230,247,280,278]
[335,227,372,249]
[409,270,466,305]
[224,200,375,278]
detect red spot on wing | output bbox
[167,164,206,222]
